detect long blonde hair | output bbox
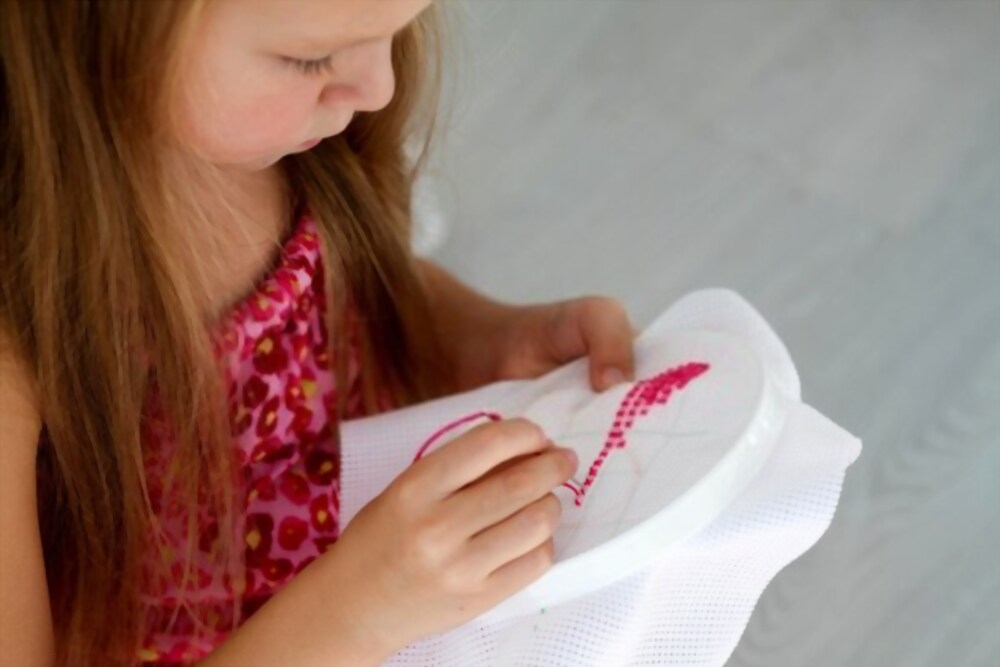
[0,1,454,663]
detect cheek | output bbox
[221,96,310,155]
[176,75,315,166]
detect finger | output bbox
[484,537,555,598]
[467,493,562,577]
[449,446,577,537]
[576,297,637,392]
[456,451,538,492]
[410,417,553,497]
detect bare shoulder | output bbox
[0,326,41,452]
[0,329,55,665]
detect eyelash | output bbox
[283,29,404,77]
[284,56,335,76]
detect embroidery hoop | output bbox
[473,330,787,621]
[406,330,789,622]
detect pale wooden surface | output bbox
[418,1,1000,665]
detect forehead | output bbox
[225,0,433,50]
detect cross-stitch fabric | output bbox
[339,289,862,666]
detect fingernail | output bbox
[602,367,626,389]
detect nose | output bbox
[320,38,396,113]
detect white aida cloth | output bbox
[338,289,862,666]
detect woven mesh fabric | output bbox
[339,289,861,666]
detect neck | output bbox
[161,154,298,322]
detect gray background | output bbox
[415,1,1000,665]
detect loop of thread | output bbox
[412,410,503,463]
[412,409,582,497]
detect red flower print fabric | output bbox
[137,213,396,665]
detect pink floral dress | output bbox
[138,211,395,664]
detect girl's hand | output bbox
[453,296,639,394]
[320,418,578,656]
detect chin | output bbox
[231,154,283,172]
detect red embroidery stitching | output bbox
[413,362,711,507]
[571,361,710,505]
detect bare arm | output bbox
[0,336,55,666]
[2,370,567,666]
[0,333,399,666]
[196,545,400,667]
[414,257,511,342]
[414,258,521,392]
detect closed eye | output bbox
[283,55,336,76]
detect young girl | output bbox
[0,1,636,664]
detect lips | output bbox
[298,138,321,149]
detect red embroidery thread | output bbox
[412,362,711,506]
[411,410,581,497]
[572,361,710,505]
[412,410,504,463]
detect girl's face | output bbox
[171,0,432,171]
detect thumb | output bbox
[576,298,637,392]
